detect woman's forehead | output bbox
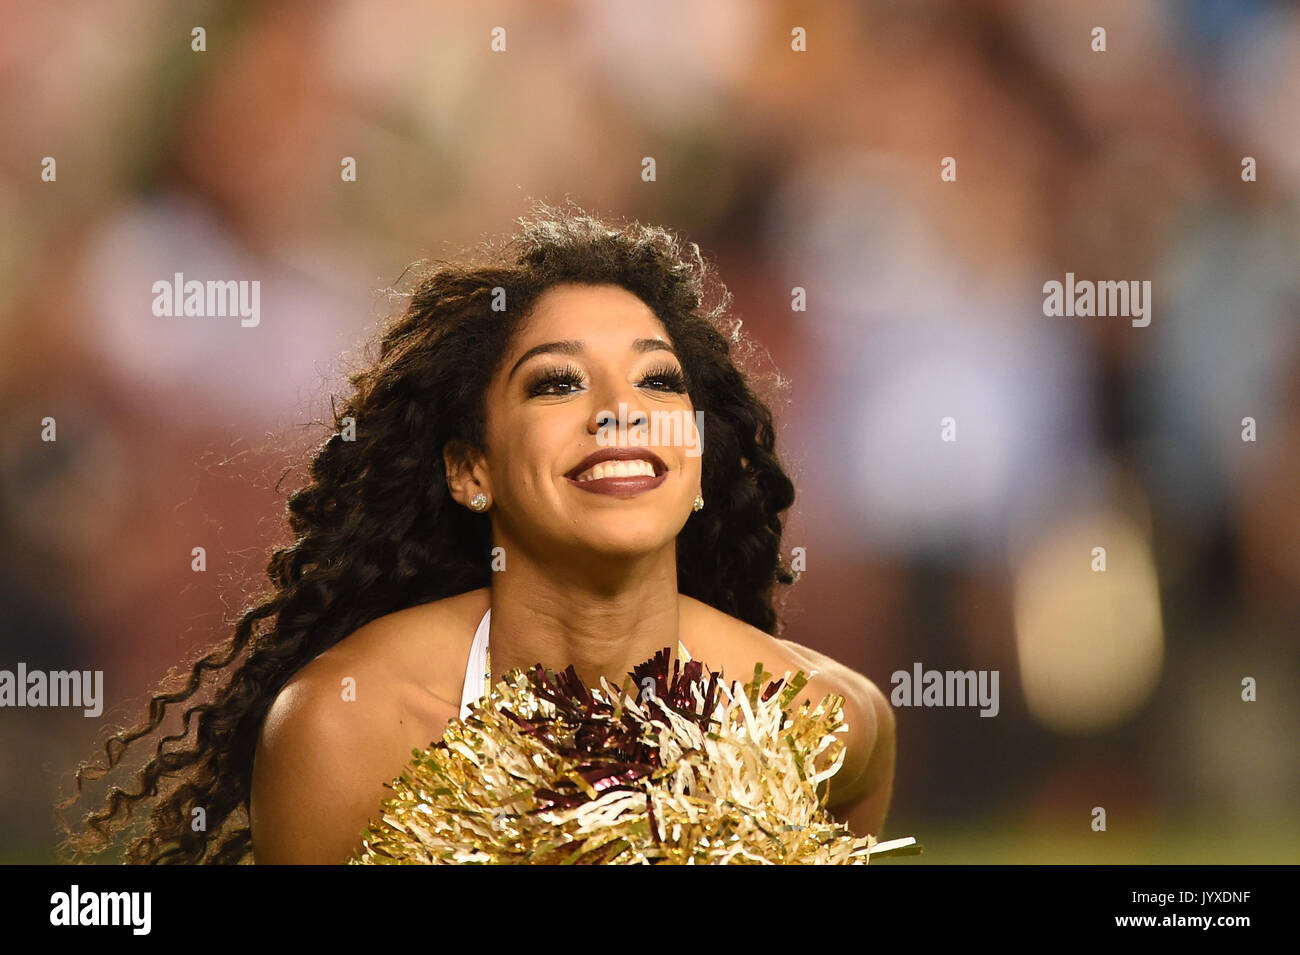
[514,285,671,348]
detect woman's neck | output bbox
[484,548,683,690]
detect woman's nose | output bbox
[586,380,649,435]
[586,406,648,434]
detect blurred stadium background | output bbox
[1,0,1297,863]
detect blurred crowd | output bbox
[0,0,1296,861]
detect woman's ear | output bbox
[443,439,490,507]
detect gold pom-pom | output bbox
[351,647,918,864]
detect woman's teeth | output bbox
[575,459,657,481]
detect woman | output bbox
[57,202,895,864]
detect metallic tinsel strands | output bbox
[351,648,904,865]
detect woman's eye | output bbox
[526,364,686,397]
[639,366,688,393]
[527,365,586,397]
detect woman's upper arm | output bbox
[249,672,398,865]
[842,679,896,836]
[777,639,895,834]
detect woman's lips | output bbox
[565,471,668,498]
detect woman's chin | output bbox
[572,530,678,561]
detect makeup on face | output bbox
[513,337,692,501]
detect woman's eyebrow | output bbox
[507,340,582,382]
[631,337,676,357]
[506,338,676,382]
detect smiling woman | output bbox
[55,199,895,864]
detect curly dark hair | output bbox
[55,200,797,864]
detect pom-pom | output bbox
[351,646,919,864]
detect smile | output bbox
[566,468,668,497]
[574,459,656,481]
[565,450,669,498]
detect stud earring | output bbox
[692,494,704,512]
[469,492,489,512]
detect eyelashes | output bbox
[526,363,688,397]
[638,363,689,393]
[526,362,586,397]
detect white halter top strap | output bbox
[456,605,696,720]
[458,607,491,720]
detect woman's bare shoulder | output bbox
[678,594,888,783]
[259,586,491,756]
[678,594,803,678]
[680,595,882,695]
[300,587,489,689]
[249,588,488,863]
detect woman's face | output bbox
[467,283,703,563]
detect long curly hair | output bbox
[55,200,797,864]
